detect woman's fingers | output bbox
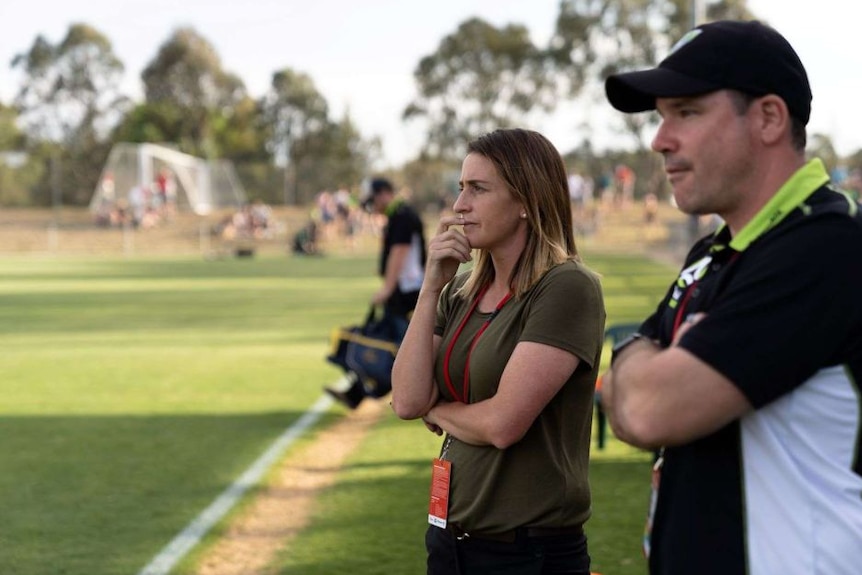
[437,214,465,234]
[430,238,471,263]
[422,216,472,291]
[423,419,443,436]
[430,226,471,262]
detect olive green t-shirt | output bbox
[433,260,606,533]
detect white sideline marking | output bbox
[136,394,335,575]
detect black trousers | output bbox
[425,524,591,575]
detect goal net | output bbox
[89,143,248,216]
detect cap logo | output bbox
[667,29,702,57]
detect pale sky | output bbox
[1,0,859,168]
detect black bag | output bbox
[327,307,405,398]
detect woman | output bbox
[391,128,606,574]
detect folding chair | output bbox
[595,322,641,449]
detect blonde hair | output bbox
[460,128,578,300]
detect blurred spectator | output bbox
[292,219,320,256]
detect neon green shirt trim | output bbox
[384,197,404,217]
[729,159,830,251]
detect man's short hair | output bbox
[370,177,394,195]
[360,177,395,209]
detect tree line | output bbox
[1,0,858,211]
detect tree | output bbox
[0,102,24,151]
[703,0,755,25]
[142,27,242,110]
[12,24,127,144]
[212,95,267,163]
[546,0,757,201]
[807,133,839,175]
[845,149,862,174]
[0,102,44,206]
[112,101,187,145]
[552,0,756,150]
[141,27,246,157]
[289,114,372,205]
[259,68,330,203]
[260,69,329,166]
[401,154,460,213]
[551,0,665,149]
[404,17,557,161]
[11,23,128,204]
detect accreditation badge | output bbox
[428,457,451,528]
[643,449,665,558]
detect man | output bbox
[326,177,427,408]
[363,177,427,324]
[600,20,862,575]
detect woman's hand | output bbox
[421,399,446,436]
[422,418,444,436]
[424,214,472,292]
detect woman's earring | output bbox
[520,213,527,219]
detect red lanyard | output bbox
[442,286,512,403]
[671,284,698,338]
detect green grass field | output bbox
[0,249,675,575]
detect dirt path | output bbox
[193,399,387,575]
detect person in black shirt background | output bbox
[326,177,427,409]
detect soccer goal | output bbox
[89,143,247,217]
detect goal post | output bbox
[89,143,248,216]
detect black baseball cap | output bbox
[360,177,394,209]
[605,20,812,124]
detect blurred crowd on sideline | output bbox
[93,168,179,229]
[90,161,862,258]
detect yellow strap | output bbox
[331,328,399,355]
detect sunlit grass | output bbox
[0,254,377,575]
[270,249,673,575]
[0,248,674,575]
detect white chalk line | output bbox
[136,393,335,575]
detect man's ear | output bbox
[756,94,791,146]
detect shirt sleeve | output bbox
[519,263,606,369]
[388,210,415,246]
[680,216,862,408]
